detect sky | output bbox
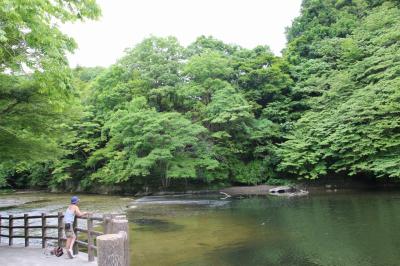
[61,0,303,67]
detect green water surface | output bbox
[1,191,400,266]
[128,192,400,266]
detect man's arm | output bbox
[74,206,88,217]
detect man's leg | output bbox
[66,237,71,250]
[66,236,74,259]
[69,235,76,257]
[70,235,76,254]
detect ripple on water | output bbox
[133,218,185,232]
[132,195,231,208]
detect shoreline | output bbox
[3,178,400,198]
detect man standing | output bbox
[64,196,88,259]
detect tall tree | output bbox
[0,0,100,187]
[87,97,218,188]
[278,0,400,180]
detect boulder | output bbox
[269,186,309,197]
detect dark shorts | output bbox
[64,223,75,238]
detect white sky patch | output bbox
[61,0,302,67]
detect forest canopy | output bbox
[1,0,399,191]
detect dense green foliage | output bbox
[1,0,400,191]
[279,0,400,180]
[56,37,287,190]
[0,0,100,186]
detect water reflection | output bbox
[130,192,400,266]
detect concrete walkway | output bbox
[0,245,96,266]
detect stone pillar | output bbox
[109,218,129,266]
[97,233,125,266]
[99,215,130,266]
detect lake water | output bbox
[1,191,400,266]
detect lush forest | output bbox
[1,0,399,193]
